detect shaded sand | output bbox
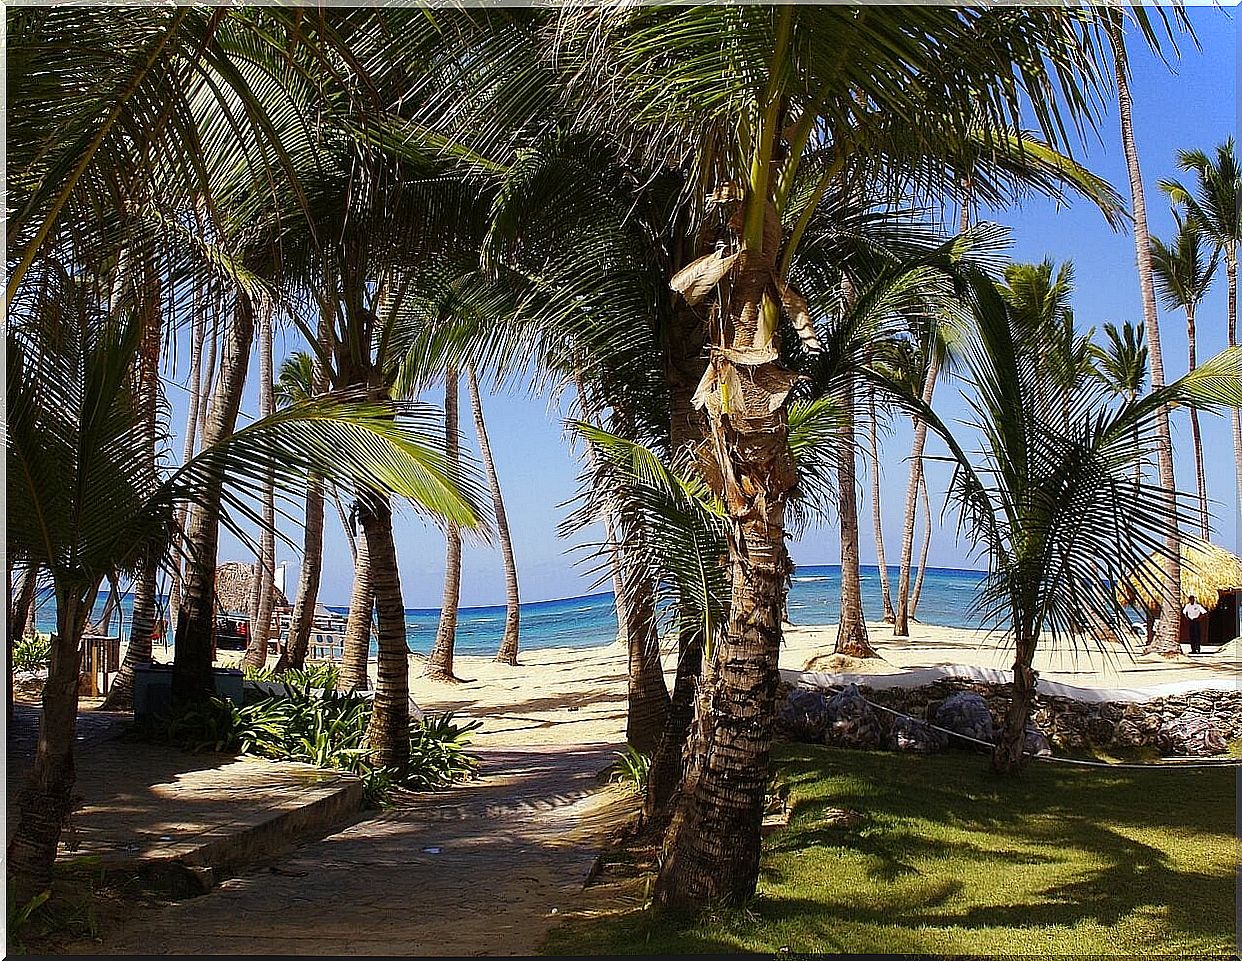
[363,622,1240,749]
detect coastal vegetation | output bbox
[7,1,1241,941]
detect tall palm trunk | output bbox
[9,563,38,719]
[868,387,894,622]
[1109,15,1181,654]
[425,369,463,682]
[105,268,161,709]
[332,484,359,563]
[337,514,373,693]
[8,583,98,903]
[575,364,631,647]
[646,291,710,819]
[243,308,277,670]
[644,619,700,819]
[835,375,877,657]
[465,366,522,666]
[618,521,670,754]
[276,479,323,673]
[167,296,206,634]
[1228,254,1241,543]
[102,563,156,710]
[894,349,941,636]
[656,183,798,907]
[1184,303,1209,538]
[173,295,256,703]
[361,492,411,768]
[277,317,329,674]
[609,396,671,754]
[909,474,933,617]
[11,565,38,643]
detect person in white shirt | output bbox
[1182,595,1208,654]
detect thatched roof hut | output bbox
[215,561,289,615]
[1117,538,1242,614]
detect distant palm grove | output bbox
[7,4,1241,911]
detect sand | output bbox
[387,621,1240,749]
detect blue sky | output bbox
[176,10,1238,609]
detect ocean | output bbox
[32,565,988,656]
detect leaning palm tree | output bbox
[1151,214,1219,537]
[1105,11,1182,654]
[1160,139,1242,538]
[466,365,523,666]
[903,274,1242,773]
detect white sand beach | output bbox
[383,621,1241,749]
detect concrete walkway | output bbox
[7,705,364,895]
[67,743,633,956]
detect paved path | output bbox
[68,742,632,956]
[8,705,361,884]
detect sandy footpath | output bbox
[364,622,1241,750]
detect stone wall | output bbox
[778,676,1242,757]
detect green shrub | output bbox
[243,662,339,691]
[137,678,479,805]
[610,746,651,794]
[13,635,52,672]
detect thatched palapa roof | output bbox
[1118,538,1242,614]
[215,561,289,615]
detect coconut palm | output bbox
[1105,11,1182,654]
[425,369,465,683]
[466,366,523,666]
[242,307,278,670]
[542,4,1118,906]
[272,350,328,673]
[5,280,484,901]
[1092,320,1150,490]
[866,384,895,623]
[1160,139,1242,538]
[903,274,1242,773]
[1151,215,1219,537]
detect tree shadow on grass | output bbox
[760,744,1233,947]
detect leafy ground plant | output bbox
[13,635,52,672]
[610,747,651,795]
[134,679,480,805]
[547,743,1236,956]
[242,662,340,690]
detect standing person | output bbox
[1183,595,1209,654]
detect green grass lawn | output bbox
[546,744,1237,955]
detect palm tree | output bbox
[272,350,327,673]
[6,282,483,901]
[1161,139,1242,540]
[893,321,946,637]
[425,368,464,683]
[866,385,894,623]
[466,365,523,666]
[905,274,1241,773]
[1151,214,1219,537]
[243,306,278,670]
[1105,11,1182,654]
[834,277,878,658]
[546,5,1115,907]
[1092,320,1150,483]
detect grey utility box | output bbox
[134,663,245,719]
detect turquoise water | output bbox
[34,565,987,655]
